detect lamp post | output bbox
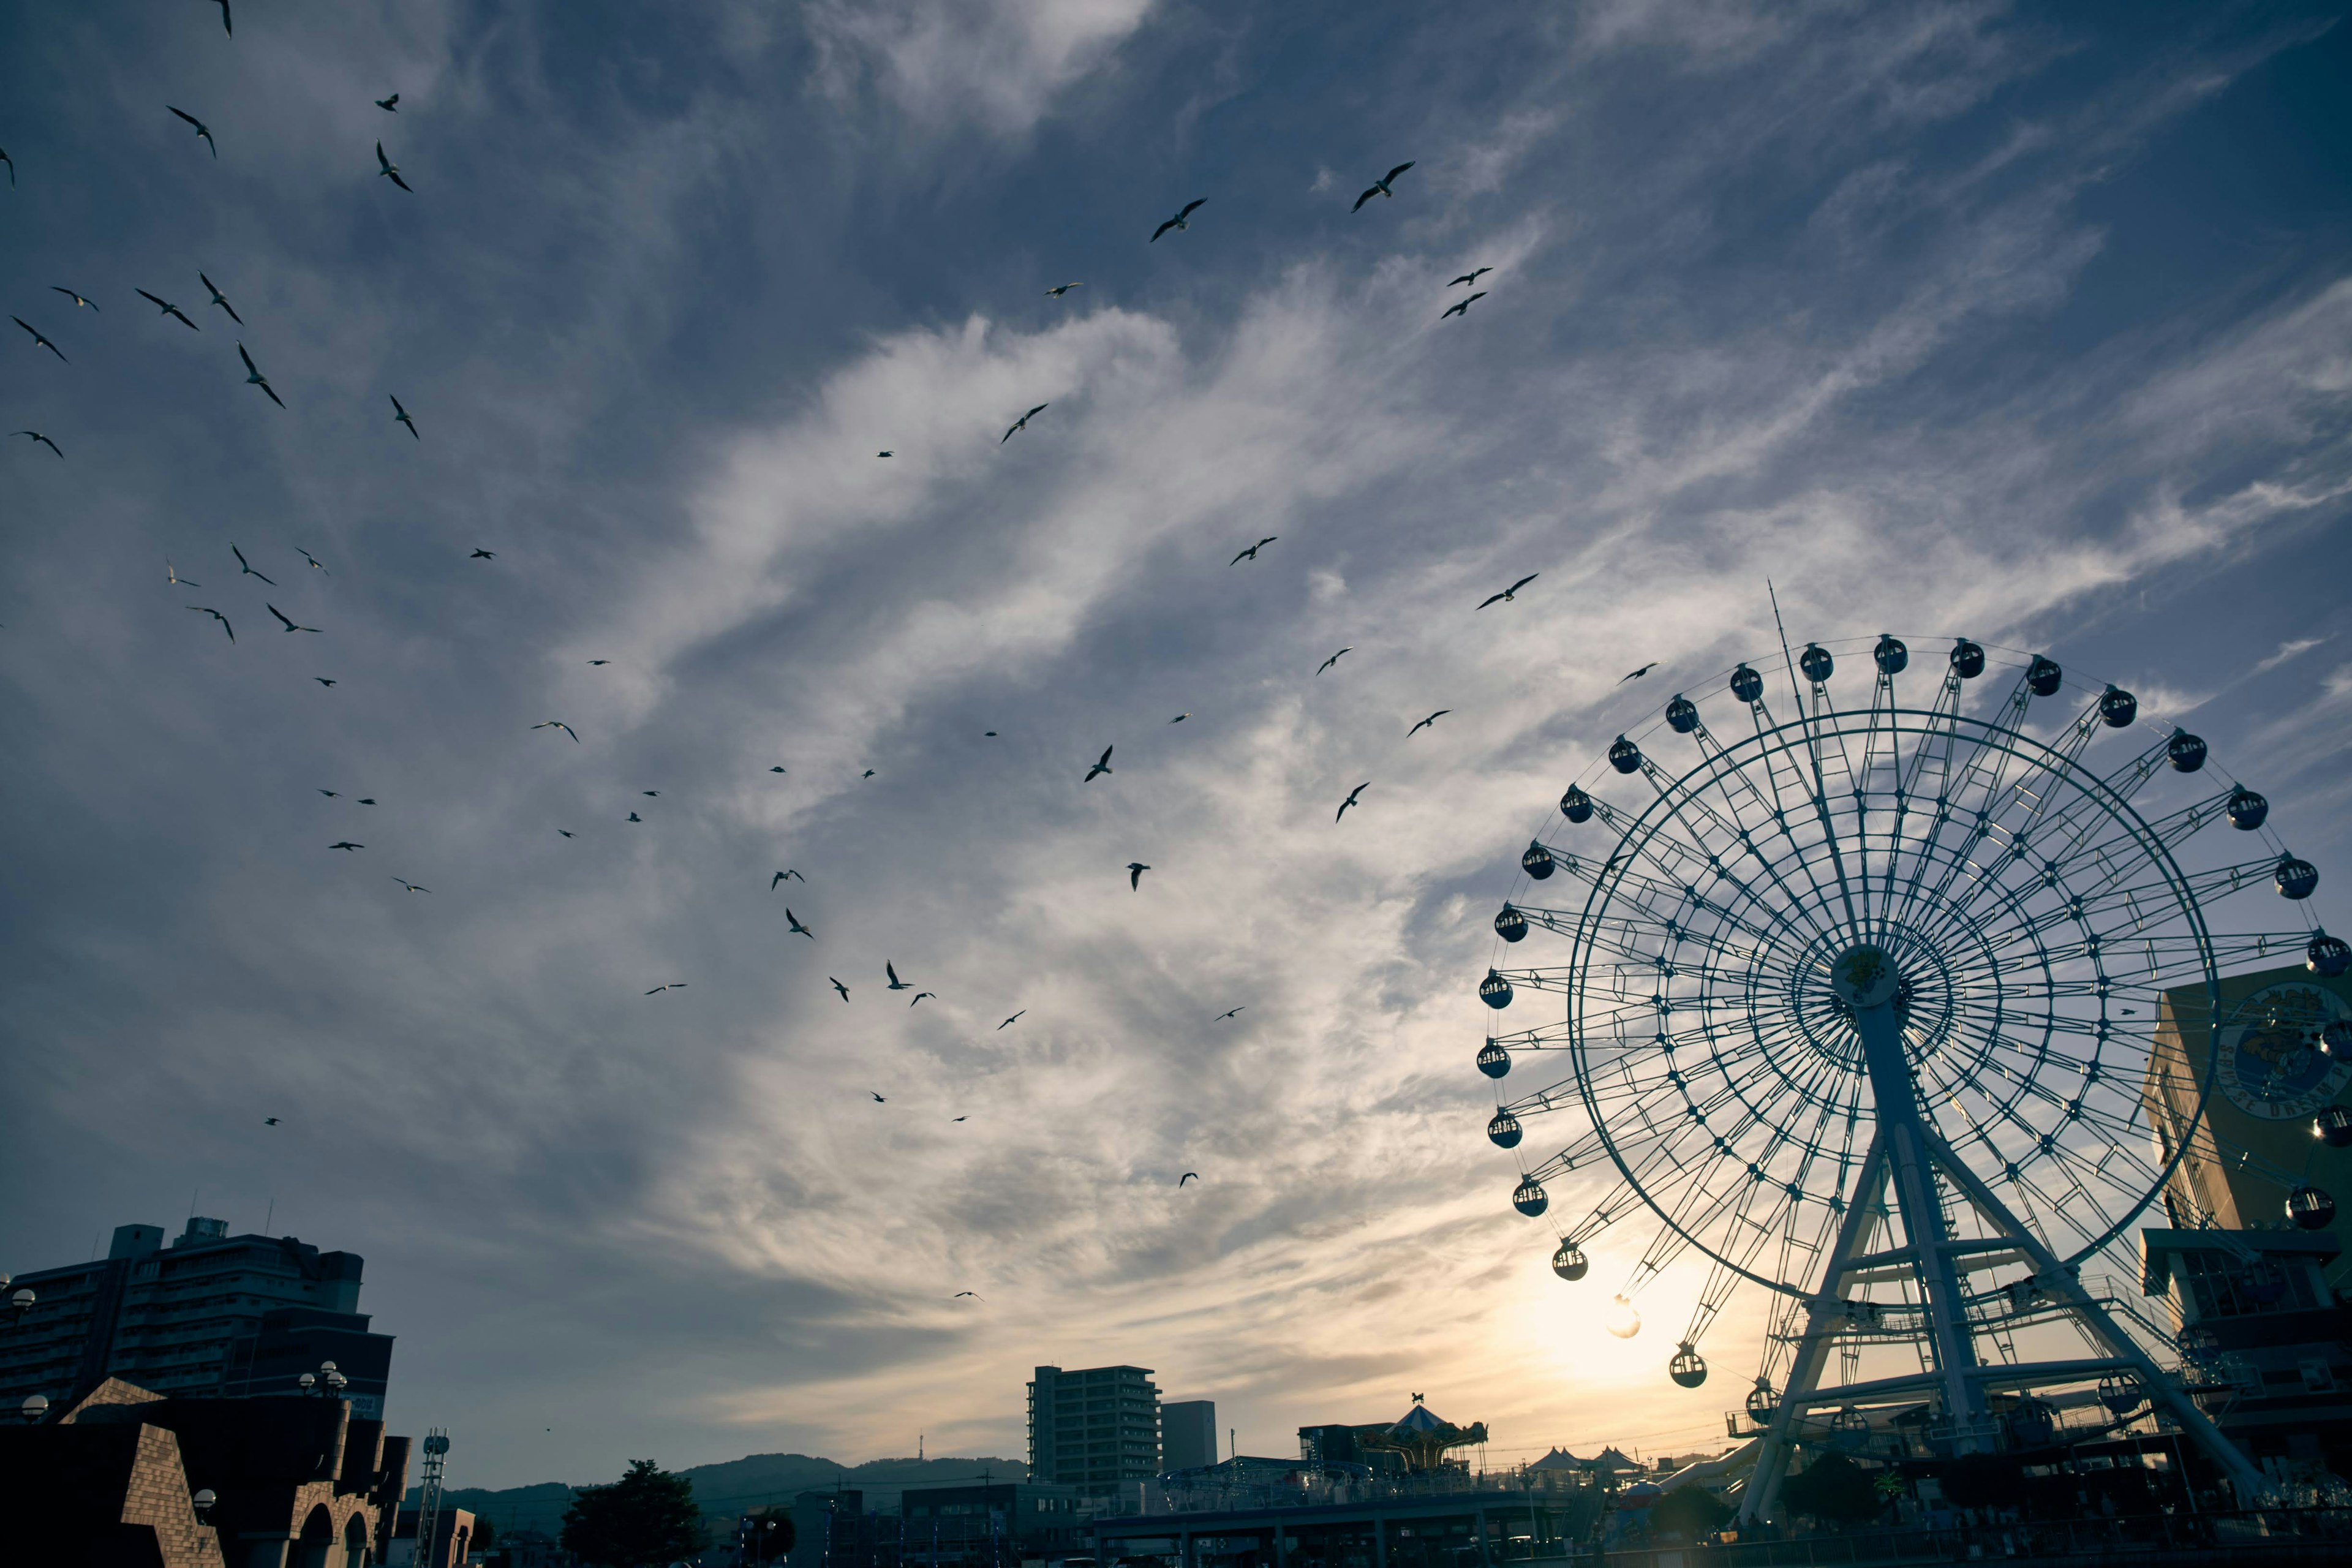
[194,1488,217,1523]
[21,1393,49,1423]
[298,1360,350,1398]
[1,1279,35,1327]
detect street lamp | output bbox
[1,1280,35,1327]
[194,1489,217,1522]
[21,1393,49,1423]
[298,1361,349,1398]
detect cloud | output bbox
[805,0,1155,136]
[2256,636,2330,673]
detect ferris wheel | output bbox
[1476,630,2339,1514]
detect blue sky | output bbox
[2,0,2349,1488]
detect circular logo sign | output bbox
[1830,946,1900,1010]
[2215,980,2352,1120]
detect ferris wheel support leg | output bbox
[1918,1126,2271,1507]
[1738,1133,1888,1526]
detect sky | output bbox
[3,0,2351,1491]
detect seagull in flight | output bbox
[376,94,399,111]
[998,1011,1025,1030]
[392,878,430,893]
[471,548,496,560]
[1085,745,1115,782]
[1408,709,1451,736]
[1231,537,1276,564]
[1001,403,1048,443]
[532,720,579,742]
[1179,1172,1199,1186]
[645,982,687,995]
[1215,1007,1244,1021]
[1317,647,1352,676]
[1441,292,1485,320]
[167,560,200,586]
[627,811,641,821]
[375,141,412,192]
[786,908,815,938]
[590,659,611,665]
[209,0,231,35]
[1618,662,1659,683]
[771,870,805,888]
[1127,862,1152,889]
[1045,282,1084,296]
[296,548,328,574]
[329,841,364,851]
[136,289,200,330]
[557,829,575,837]
[314,677,336,687]
[1152,198,1206,241]
[233,545,274,584]
[869,1091,886,1102]
[202,274,243,325]
[910,992,935,1006]
[268,604,322,633]
[13,317,66,361]
[1353,162,1415,211]
[830,976,850,1001]
[14,430,62,458]
[189,606,233,641]
[952,1291,981,1298]
[50,287,99,312]
[168,106,218,158]
[877,450,892,458]
[390,395,418,439]
[1169,712,1188,723]
[1335,782,1369,823]
[886,961,912,991]
[1477,573,1537,609]
[263,1117,279,1126]
[1450,266,1492,288]
[238,343,284,408]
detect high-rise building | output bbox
[1025,1365,1160,1493]
[0,1218,396,1419]
[1160,1399,1217,1471]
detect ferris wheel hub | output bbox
[1829,945,1901,1011]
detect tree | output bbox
[1780,1453,1882,1526]
[1649,1483,1733,1541]
[470,1517,499,1555]
[560,1460,706,1568]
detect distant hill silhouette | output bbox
[413,1453,1029,1538]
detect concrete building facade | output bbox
[1163,1400,1219,1472]
[1026,1365,1161,1494]
[0,1218,396,1420]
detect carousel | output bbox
[1357,1396,1490,1472]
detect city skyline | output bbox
[2,1,2350,1492]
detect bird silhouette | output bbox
[189,606,233,641]
[627,812,642,822]
[886,961,912,990]
[238,343,284,408]
[14,430,62,458]
[268,605,321,633]
[203,274,243,325]
[209,0,231,35]
[831,977,850,1001]
[392,878,430,893]
[557,830,575,838]
[168,106,217,158]
[390,395,418,439]
[136,290,200,330]
[645,982,687,995]
[50,287,99,312]
[314,677,337,688]
[1215,1007,1245,1021]
[1619,663,1659,683]
[1317,647,1352,676]
[910,992,935,1006]
[1409,709,1451,736]
[167,560,200,586]
[375,141,412,192]
[471,548,496,560]
[318,790,339,798]
[263,1117,279,1125]
[296,548,328,574]
[1231,537,1276,564]
[1336,782,1369,822]
[1450,266,1492,287]
[376,93,399,111]
[1169,712,1189,723]
[590,660,611,665]
[1046,282,1084,296]
[532,720,580,742]
[878,450,892,458]
[771,870,805,888]
[13,317,66,361]
[1128,862,1152,889]
[1085,745,1114,782]
[783,908,815,939]
[1441,292,1485,320]
[1179,1172,1199,1185]
[869,1090,886,1102]
[952,1291,981,1298]
[1152,198,1206,241]
[998,1011,1025,1030]
[329,841,363,851]
[233,545,273,584]
[1001,403,1049,443]
[1352,161,1415,211]
[1477,573,1537,609]
[0,149,13,187]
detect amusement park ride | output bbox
[1476,630,2340,1518]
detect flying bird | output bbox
[786,908,814,938]
[910,992,935,1006]
[886,962,912,991]
[329,841,363,851]
[13,430,62,458]
[202,274,242,325]
[1169,712,1188,723]
[167,560,200,586]
[1127,862,1151,889]
[1353,161,1415,211]
[1045,282,1084,296]
[952,1291,981,1298]
[983,731,997,738]
[641,791,659,797]
[1335,782,1369,823]
[1408,709,1451,736]
[952,1116,967,1122]
[209,0,231,35]
[318,790,338,798]
[375,141,412,192]
[358,799,375,805]
[1450,266,1492,287]
[1179,1172,1199,1186]
[878,450,892,458]
[862,769,875,778]
[771,870,805,888]
[263,1117,278,1126]
[50,287,99,312]
[136,288,200,330]
[1084,745,1114,782]
[1476,573,1538,609]
[998,1011,1024,1030]
[237,343,284,408]
[1618,662,1659,683]
[390,395,418,438]
[268,604,321,633]
[392,878,430,893]
[1001,403,1048,443]
[869,1091,886,1102]
[233,545,274,584]
[470,548,496,560]
[314,677,336,687]
[532,720,579,742]
[627,812,641,822]
[830,977,850,1001]
[645,983,687,995]
[376,94,399,111]
[12,317,66,361]
[1440,292,1485,320]
[1231,537,1276,564]
[168,106,218,158]
[589,659,609,665]
[189,606,233,641]
[1151,198,1207,241]
[1317,647,1352,676]
[1215,1007,1244,1021]
[296,548,328,574]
